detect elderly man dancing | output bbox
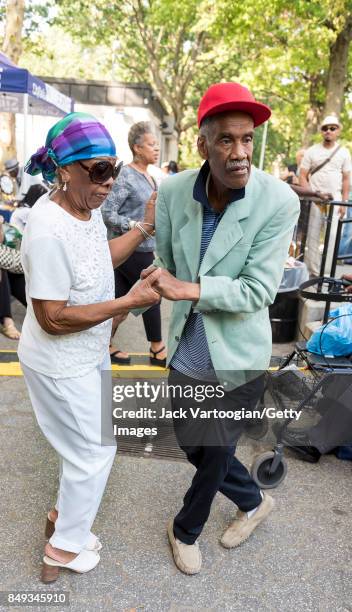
[142,82,300,574]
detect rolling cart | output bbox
[250,276,352,489]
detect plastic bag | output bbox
[306,303,352,357]
[3,222,22,250]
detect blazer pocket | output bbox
[211,243,252,278]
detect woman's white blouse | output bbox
[18,194,114,378]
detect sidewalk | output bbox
[0,300,351,611]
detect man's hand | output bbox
[338,205,346,219]
[141,266,200,302]
[315,191,333,201]
[126,268,162,308]
[342,274,352,293]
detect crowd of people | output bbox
[1,111,351,345]
[1,109,351,344]
[0,80,350,583]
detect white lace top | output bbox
[18,194,114,378]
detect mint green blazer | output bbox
[154,166,300,379]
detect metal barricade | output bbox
[293,199,352,278]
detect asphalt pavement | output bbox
[0,299,351,612]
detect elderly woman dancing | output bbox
[19,112,160,582]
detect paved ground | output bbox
[0,298,351,611]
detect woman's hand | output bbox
[141,191,156,233]
[108,191,157,267]
[126,267,161,308]
[0,215,5,244]
[32,269,162,336]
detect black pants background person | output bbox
[0,214,26,339]
[114,251,162,350]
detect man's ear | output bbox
[197,135,208,161]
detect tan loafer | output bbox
[167,519,202,575]
[220,493,275,549]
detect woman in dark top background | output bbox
[102,121,166,366]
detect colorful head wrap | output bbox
[25,112,116,183]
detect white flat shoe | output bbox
[41,550,100,583]
[85,532,102,552]
[45,515,102,551]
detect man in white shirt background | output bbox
[299,115,351,277]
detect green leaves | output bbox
[12,0,352,167]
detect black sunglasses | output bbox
[78,160,123,184]
[321,125,338,132]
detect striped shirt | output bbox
[171,161,245,379]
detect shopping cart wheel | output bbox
[245,414,269,440]
[251,451,287,489]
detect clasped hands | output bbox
[140,266,200,302]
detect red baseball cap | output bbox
[197,82,271,128]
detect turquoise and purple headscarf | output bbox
[25,112,116,183]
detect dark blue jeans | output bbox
[169,369,264,544]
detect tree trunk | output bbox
[323,16,352,118]
[302,106,320,148]
[302,75,323,147]
[1,0,25,166]
[302,16,352,148]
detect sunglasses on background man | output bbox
[321,125,339,132]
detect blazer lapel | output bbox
[179,167,256,278]
[179,199,203,280]
[198,184,253,276]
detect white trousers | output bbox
[21,353,116,553]
[305,203,339,277]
